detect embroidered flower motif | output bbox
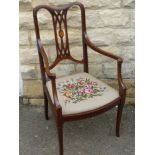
[57,78,106,104]
[65,84,75,89]
[84,88,94,94]
[63,91,72,98]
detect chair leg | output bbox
[57,122,63,155]
[44,92,49,120]
[116,103,124,137]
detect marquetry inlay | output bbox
[59,29,64,38]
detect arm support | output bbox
[37,39,56,79]
[51,77,62,109]
[84,33,126,96]
[37,39,62,109]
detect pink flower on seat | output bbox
[84,88,93,94]
[66,84,75,89]
[77,90,83,95]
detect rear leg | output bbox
[44,92,49,120]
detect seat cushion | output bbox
[46,72,119,115]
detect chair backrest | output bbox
[33,2,88,78]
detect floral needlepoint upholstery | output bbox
[46,73,119,115]
[57,78,106,104]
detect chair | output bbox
[33,2,126,155]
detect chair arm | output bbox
[50,78,62,110]
[84,32,126,96]
[37,39,56,80]
[117,60,127,96]
[84,32,122,60]
[37,39,62,109]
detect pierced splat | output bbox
[48,8,84,69]
[52,9,70,58]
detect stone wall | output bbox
[19,0,135,105]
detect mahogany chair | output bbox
[33,2,126,155]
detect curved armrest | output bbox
[37,39,62,109]
[37,39,56,80]
[84,32,126,96]
[84,33,123,61]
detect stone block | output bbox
[102,79,135,98]
[70,46,83,60]
[67,9,131,28]
[103,61,117,79]
[75,64,83,73]
[48,0,121,8]
[87,28,134,47]
[130,10,135,28]
[19,12,34,30]
[102,79,118,89]
[31,30,55,45]
[19,0,32,12]
[117,46,135,62]
[31,0,49,7]
[127,87,135,98]
[22,98,29,104]
[19,47,39,64]
[99,9,131,28]
[52,64,75,77]
[89,64,104,79]
[126,97,135,104]
[67,9,102,28]
[29,98,44,106]
[113,29,135,46]
[68,28,82,45]
[88,50,105,63]
[19,10,53,30]
[48,0,69,7]
[102,60,135,79]
[21,65,41,80]
[36,9,54,30]
[75,63,104,79]
[19,31,30,45]
[123,0,135,8]
[67,9,82,28]
[42,45,57,63]
[23,80,43,97]
[75,0,121,8]
[125,79,135,88]
[122,62,135,78]
[87,28,113,46]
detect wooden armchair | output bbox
[33,2,126,155]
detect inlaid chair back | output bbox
[33,2,88,82]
